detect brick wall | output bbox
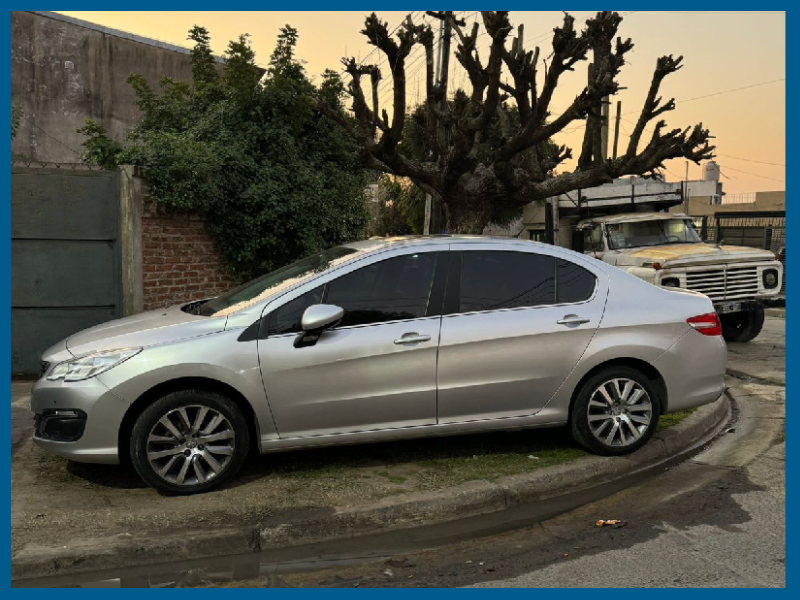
[141,201,232,311]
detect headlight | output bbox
[762,269,779,289]
[662,277,681,288]
[47,348,141,382]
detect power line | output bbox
[717,154,785,167]
[717,164,785,183]
[19,114,82,157]
[675,78,785,106]
[622,78,785,117]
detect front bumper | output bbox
[30,376,128,464]
[654,261,783,302]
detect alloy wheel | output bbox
[145,404,236,487]
[587,378,653,447]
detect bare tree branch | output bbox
[322,10,715,234]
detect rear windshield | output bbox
[198,246,359,317]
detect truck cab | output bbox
[574,212,782,342]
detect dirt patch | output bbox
[11,426,585,553]
[10,406,698,561]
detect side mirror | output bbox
[294,304,344,348]
[572,229,585,253]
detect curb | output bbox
[11,396,731,581]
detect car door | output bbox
[437,246,606,423]
[257,249,446,438]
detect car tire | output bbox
[570,366,662,456]
[130,390,250,495]
[721,306,764,343]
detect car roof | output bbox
[343,235,543,253]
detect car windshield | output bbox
[197,246,360,317]
[606,219,702,250]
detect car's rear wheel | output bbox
[721,306,764,343]
[570,366,661,456]
[130,390,250,495]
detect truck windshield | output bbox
[606,219,702,250]
[196,246,359,317]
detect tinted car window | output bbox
[268,286,325,336]
[556,259,597,303]
[459,251,556,312]
[326,253,438,327]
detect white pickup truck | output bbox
[572,212,783,342]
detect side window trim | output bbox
[426,251,450,318]
[442,251,462,316]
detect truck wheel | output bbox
[721,306,765,343]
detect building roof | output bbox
[29,11,226,62]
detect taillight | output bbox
[687,312,722,336]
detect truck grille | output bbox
[685,266,760,301]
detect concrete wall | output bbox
[671,190,785,218]
[11,11,202,163]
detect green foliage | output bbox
[11,104,22,141]
[368,176,426,236]
[77,120,125,170]
[79,25,369,282]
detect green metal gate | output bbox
[11,167,122,375]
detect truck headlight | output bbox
[662,278,681,288]
[763,269,779,289]
[47,348,141,382]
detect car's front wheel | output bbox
[130,390,250,495]
[570,366,661,456]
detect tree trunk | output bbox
[443,199,494,235]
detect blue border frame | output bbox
[4,5,790,592]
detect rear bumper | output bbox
[654,329,727,413]
[30,376,127,464]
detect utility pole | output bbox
[612,101,622,160]
[424,15,446,235]
[423,11,463,234]
[600,96,610,161]
[683,161,690,214]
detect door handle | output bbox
[557,314,590,326]
[394,333,432,345]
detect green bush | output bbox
[79,25,368,282]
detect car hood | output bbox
[64,304,227,357]
[614,243,777,268]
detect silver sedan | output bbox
[31,236,727,494]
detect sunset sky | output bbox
[59,11,786,194]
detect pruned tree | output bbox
[322,11,715,233]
